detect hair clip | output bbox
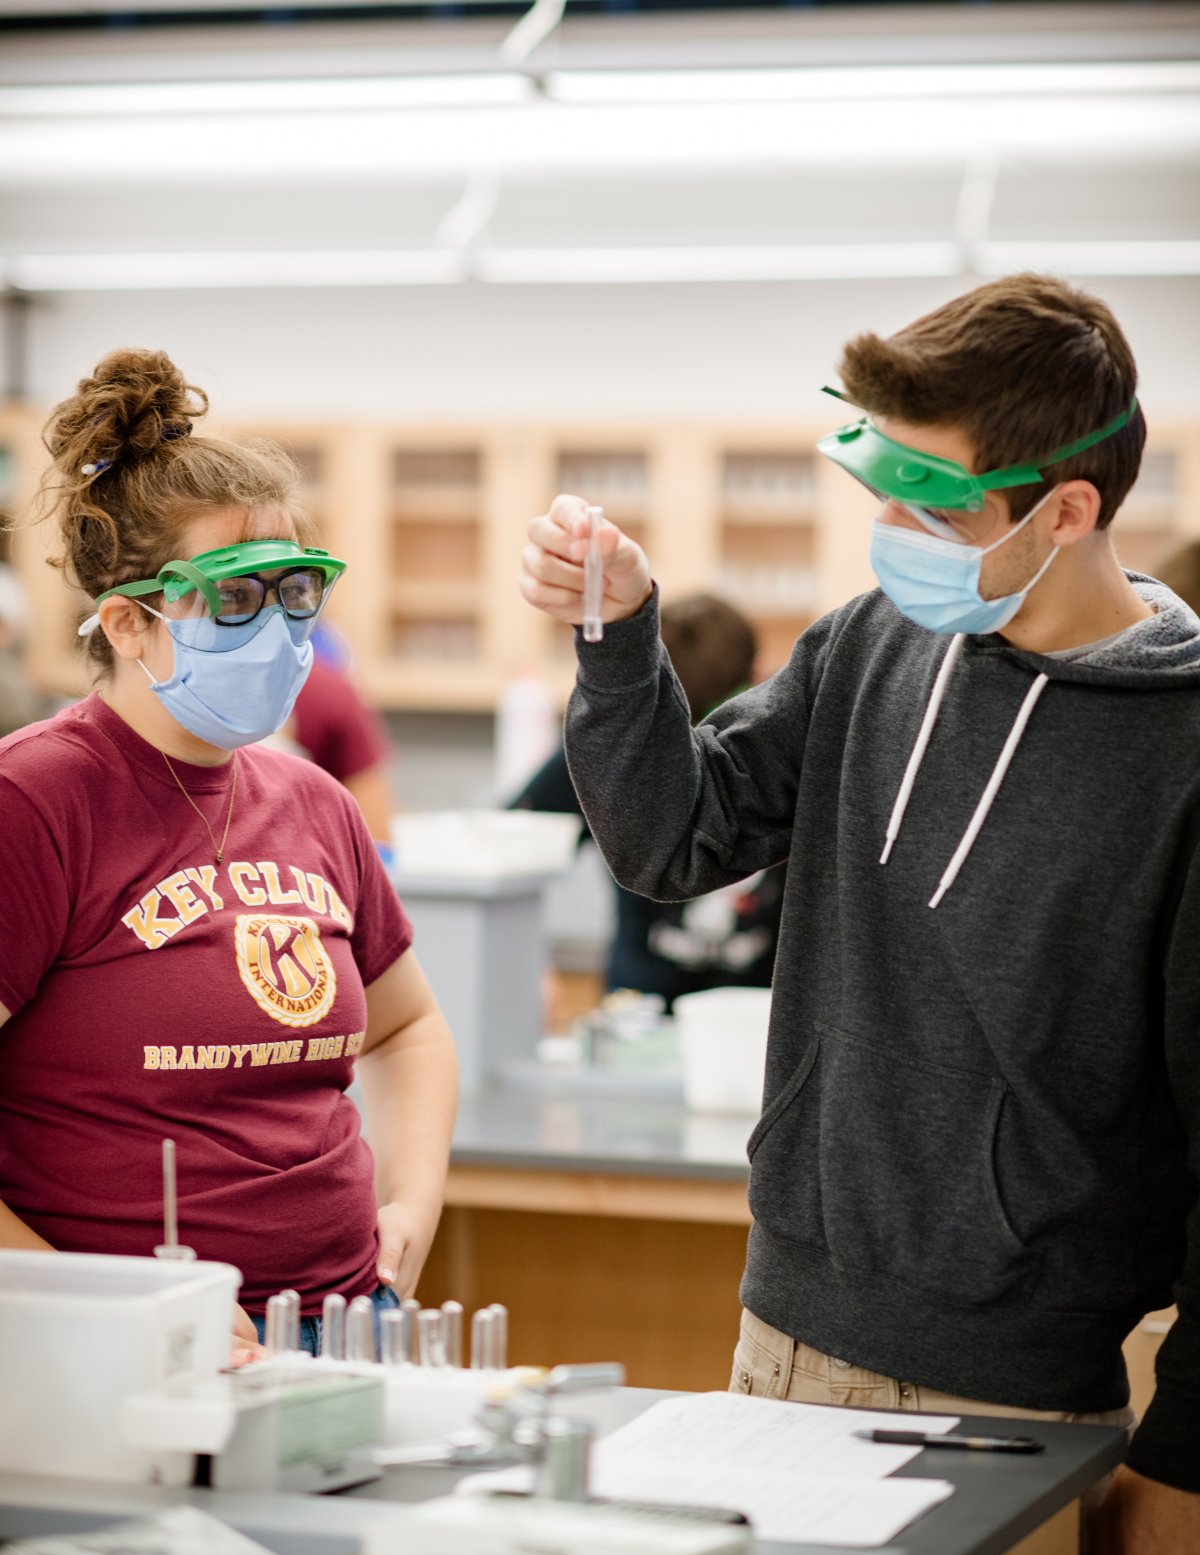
[161,421,192,443]
[81,458,112,477]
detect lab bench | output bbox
[417,1089,754,1395]
[0,1390,1125,1555]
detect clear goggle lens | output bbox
[164,566,334,641]
[854,477,996,546]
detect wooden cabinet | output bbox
[8,410,1200,710]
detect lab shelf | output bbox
[10,407,1200,713]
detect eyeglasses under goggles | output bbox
[80,539,347,647]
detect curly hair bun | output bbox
[44,348,208,481]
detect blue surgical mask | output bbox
[137,603,313,749]
[870,488,1059,635]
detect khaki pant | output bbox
[730,1310,1135,1555]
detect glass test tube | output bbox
[264,1293,288,1353]
[488,1303,509,1371]
[440,1300,464,1368]
[347,1295,376,1362]
[401,1298,421,1364]
[279,1289,301,1353]
[582,504,604,643]
[321,1293,346,1360]
[417,1309,446,1367]
[471,1307,494,1370]
[380,1308,406,1367]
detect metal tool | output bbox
[347,1295,377,1363]
[534,1415,593,1502]
[582,504,605,643]
[153,1139,196,1262]
[320,1293,346,1360]
[373,1361,625,1471]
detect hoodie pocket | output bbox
[749,1023,1038,1309]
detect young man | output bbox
[519,275,1200,1554]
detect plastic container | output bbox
[0,1249,239,1483]
[674,987,773,1114]
[390,809,581,880]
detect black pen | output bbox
[854,1429,1045,1454]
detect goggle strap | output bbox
[157,560,223,616]
[1016,396,1138,475]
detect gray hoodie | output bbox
[565,574,1200,1492]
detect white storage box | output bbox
[0,1249,239,1483]
[390,810,581,880]
[674,987,773,1115]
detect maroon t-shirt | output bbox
[0,694,412,1313]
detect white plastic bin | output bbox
[674,987,773,1114]
[0,1249,239,1483]
[390,810,580,879]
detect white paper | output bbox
[4,1506,275,1555]
[460,1392,962,1548]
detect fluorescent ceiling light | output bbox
[544,61,1200,106]
[12,239,1200,291]
[2,249,464,289]
[0,74,534,116]
[475,244,963,284]
[5,94,1200,183]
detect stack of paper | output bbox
[461,1392,960,1548]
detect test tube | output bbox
[264,1293,289,1354]
[488,1303,509,1371]
[582,504,604,644]
[279,1289,301,1354]
[470,1307,494,1370]
[380,1308,406,1367]
[347,1295,377,1363]
[441,1300,464,1368]
[417,1308,446,1368]
[401,1297,421,1364]
[320,1293,346,1361]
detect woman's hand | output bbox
[228,1300,268,1367]
[376,1199,441,1299]
[520,494,653,627]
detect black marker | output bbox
[855,1429,1044,1454]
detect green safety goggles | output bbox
[83,539,347,646]
[817,387,1137,543]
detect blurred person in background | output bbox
[269,621,395,846]
[1153,540,1200,622]
[510,593,783,1011]
[0,562,54,739]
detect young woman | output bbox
[0,349,459,1359]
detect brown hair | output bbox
[40,348,311,674]
[837,273,1145,528]
[661,593,757,721]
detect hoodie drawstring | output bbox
[880,633,1050,909]
[880,634,965,865]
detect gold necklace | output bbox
[161,750,238,865]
